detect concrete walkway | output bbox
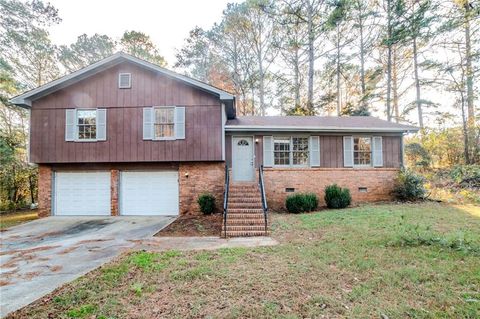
[135,236,278,252]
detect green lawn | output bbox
[8,203,480,319]
[0,210,38,230]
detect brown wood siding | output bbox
[225,134,402,169]
[383,136,402,168]
[30,62,223,163]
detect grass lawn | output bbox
[0,210,38,230]
[7,202,480,318]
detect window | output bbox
[292,137,309,165]
[154,107,175,139]
[237,139,249,146]
[77,109,96,140]
[274,137,309,166]
[274,138,290,165]
[354,137,372,166]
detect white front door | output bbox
[55,172,111,216]
[232,136,254,182]
[120,171,179,216]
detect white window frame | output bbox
[75,109,98,142]
[273,135,309,168]
[353,136,373,168]
[153,106,176,141]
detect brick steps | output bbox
[223,182,268,238]
[224,230,270,237]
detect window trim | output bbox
[75,108,98,142]
[118,73,132,89]
[353,136,373,168]
[152,106,176,141]
[273,135,310,168]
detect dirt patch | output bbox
[47,265,63,272]
[0,245,61,257]
[155,214,222,237]
[77,238,112,245]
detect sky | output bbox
[47,0,238,64]
[45,0,465,124]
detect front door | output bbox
[232,137,254,182]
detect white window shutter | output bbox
[65,109,76,141]
[309,136,320,167]
[343,136,354,167]
[175,107,185,139]
[263,136,273,167]
[143,107,153,140]
[373,136,383,167]
[96,109,107,141]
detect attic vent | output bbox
[118,73,131,89]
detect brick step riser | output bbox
[223,226,267,231]
[228,199,262,203]
[227,209,263,216]
[226,214,264,219]
[228,203,263,208]
[226,220,267,225]
[224,231,270,237]
[228,193,260,197]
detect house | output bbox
[10,52,418,236]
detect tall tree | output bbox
[120,30,167,66]
[351,0,380,113]
[59,33,116,72]
[0,0,61,87]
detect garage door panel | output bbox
[121,171,179,216]
[55,172,111,216]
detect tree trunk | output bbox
[359,9,366,109]
[464,0,476,163]
[413,35,423,129]
[392,47,399,123]
[307,0,315,114]
[460,91,470,164]
[464,0,474,126]
[336,24,341,116]
[386,0,392,121]
[294,46,300,107]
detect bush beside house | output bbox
[324,184,351,209]
[393,168,426,201]
[197,193,216,215]
[285,193,319,214]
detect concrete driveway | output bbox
[0,216,175,317]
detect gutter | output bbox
[225,125,419,133]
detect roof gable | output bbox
[10,52,236,117]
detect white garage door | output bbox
[55,172,111,216]
[120,171,179,216]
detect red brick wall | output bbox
[179,162,225,215]
[110,169,119,216]
[37,165,52,217]
[264,167,399,211]
[37,163,225,217]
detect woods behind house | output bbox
[0,0,479,210]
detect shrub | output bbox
[325,184,352,209]
[324,184,351,209]
[285,193,319,214]
[197,193,216,215]
[449,165,480,188]
[393,168,426,201]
